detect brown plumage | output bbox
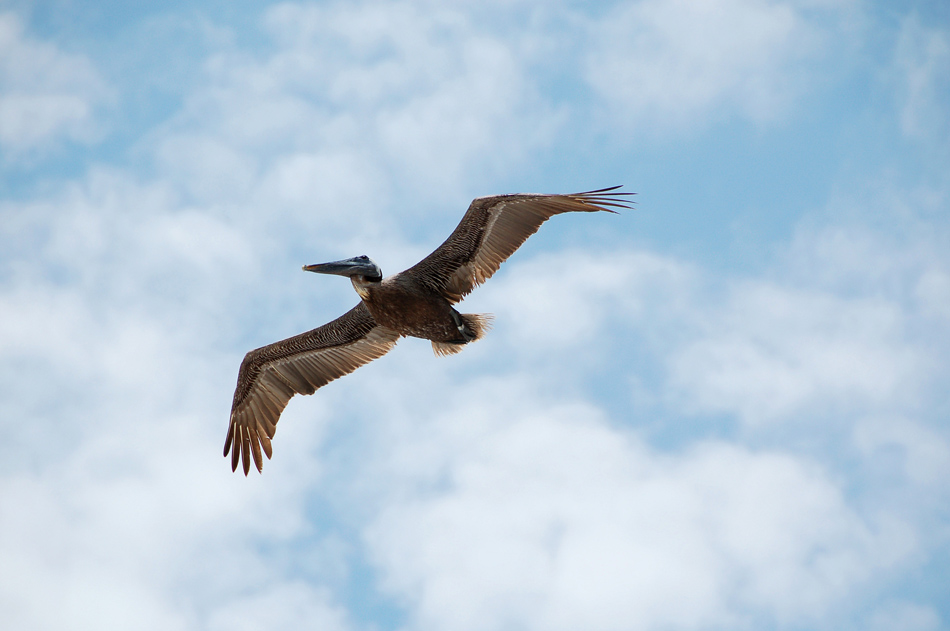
[226,186,633,474]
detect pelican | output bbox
[226,186,633,474]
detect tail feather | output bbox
[431,313,493,357]
[431,341,465,356]
[461,313,493,341]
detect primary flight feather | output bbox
[226,186,633,474]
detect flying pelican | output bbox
[226,186,633,474]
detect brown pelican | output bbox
[226,187,633,474]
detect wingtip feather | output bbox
[223,421,235,458]
[241,427,251,476]
[251,428,264,473]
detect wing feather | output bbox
[403,187,632,303]
[225,302,400,474]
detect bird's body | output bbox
[353,274,483,346]
[226,187,633,474]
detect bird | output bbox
[225,186,633,474]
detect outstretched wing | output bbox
[225,302,400,475]
[402,186,632,303]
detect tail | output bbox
[431,313,494,357]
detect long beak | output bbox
[302,256,381,278]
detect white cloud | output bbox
[0,79,368,627]
[0,12,108,154]
[668,280,920,424]
[153,0,560,215]
[661,204,950,427]
[585,0,855,128]
[475,225,939,429]
[206,583,351,631]
[341,209,945,628]
[481,248,692,358]
[362,396,908,630]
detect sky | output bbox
[1,0,949,629]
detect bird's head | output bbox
[303,255,383,284]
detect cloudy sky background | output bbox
[1,0,949,629]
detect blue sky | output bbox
[2,1,949,629]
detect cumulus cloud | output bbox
[0,170,345,628]
[484,249,692,356]
[342,208,943,629]
[585,0,855,128]
[154,0,560,219]
[206,584,351,631]
[361,394,908,631]
[668,280,920,424]
[478,223,943,430]
[652,203,950,428]
[0,12,108,155]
